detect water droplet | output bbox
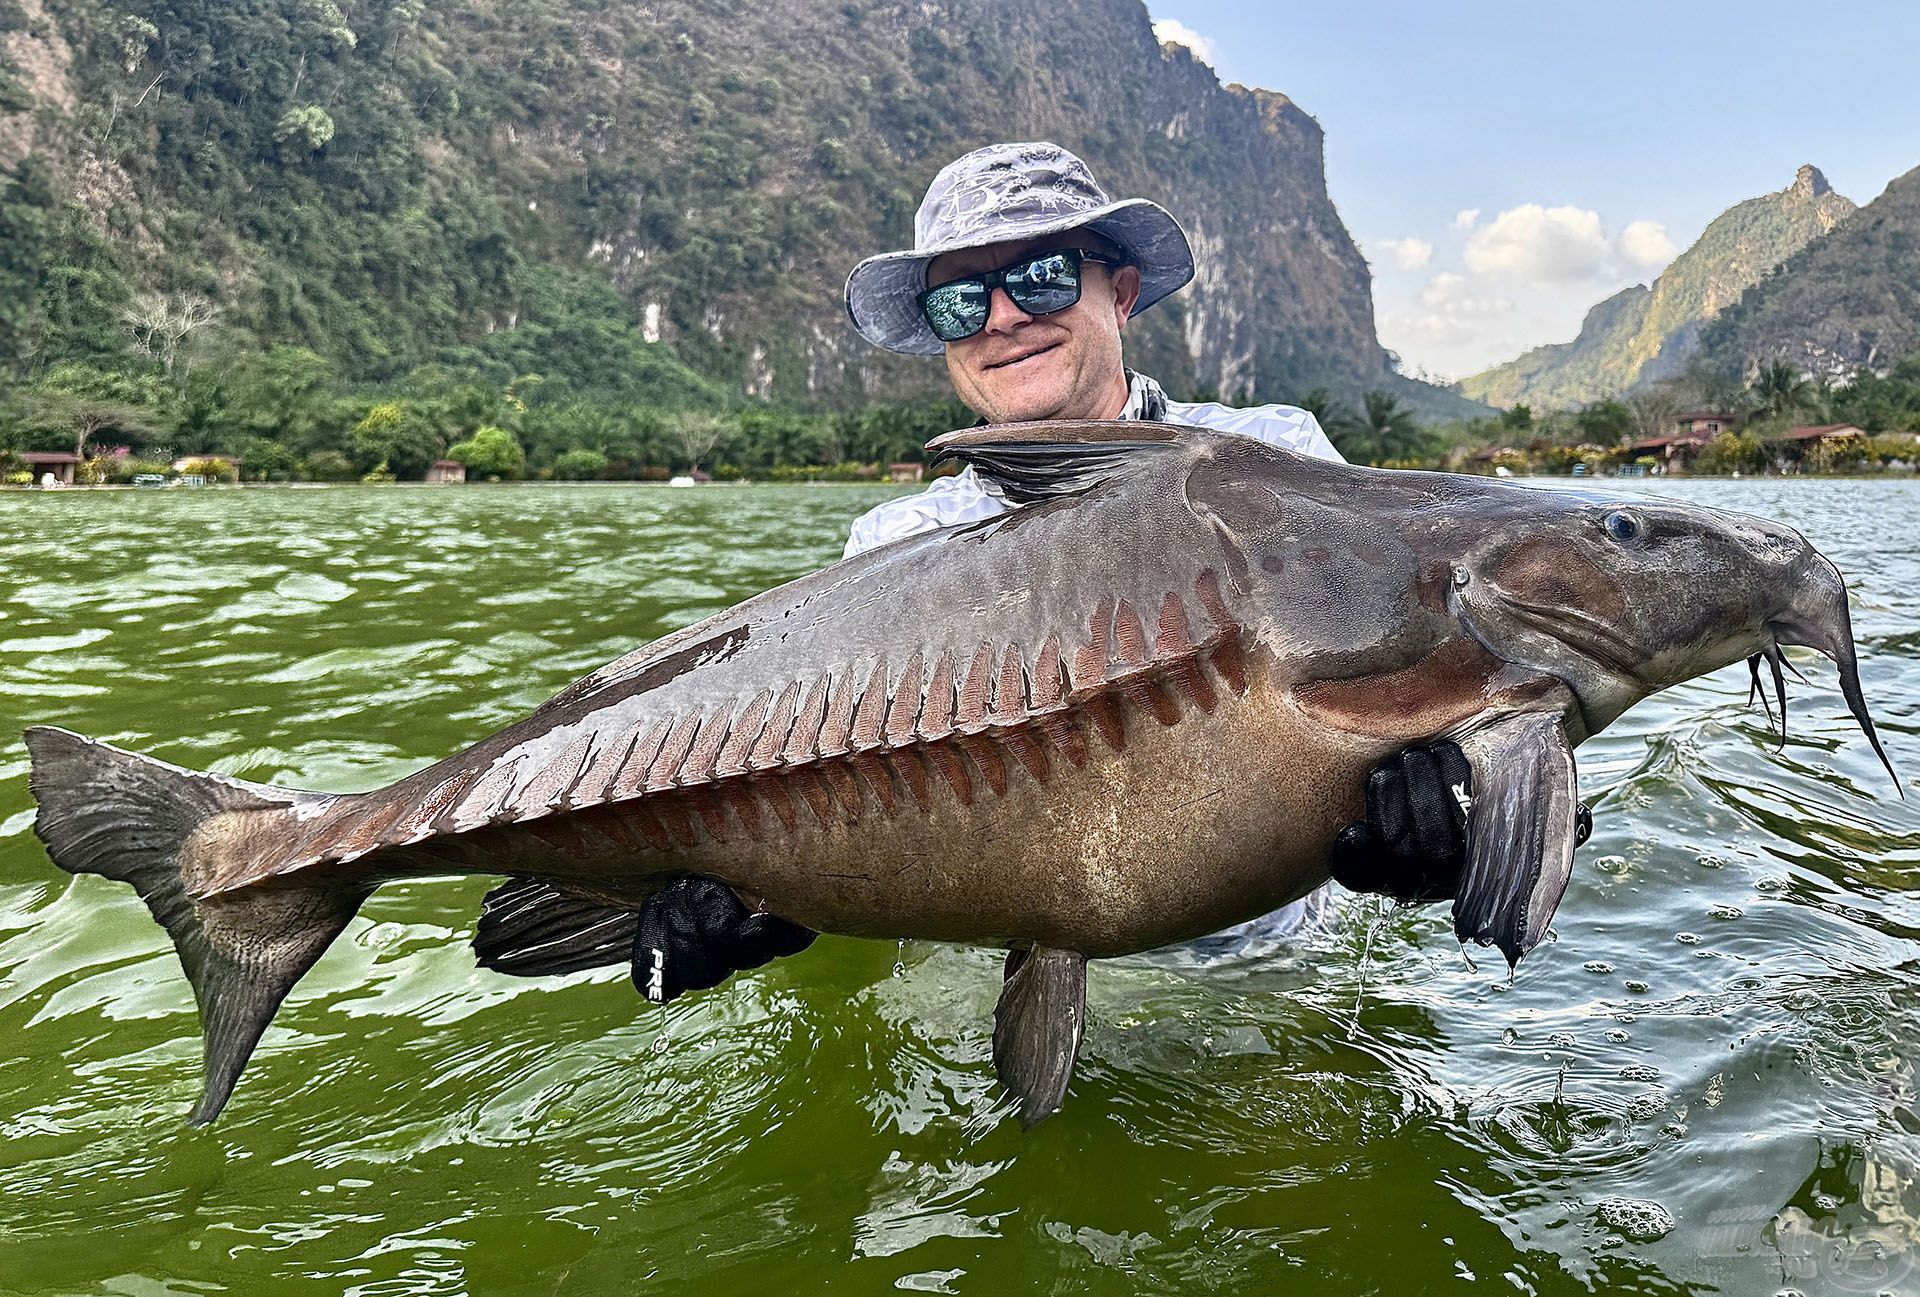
[1584,960,1614,974]
[1501,1026,1520,1046]
[1605,1028,1631,1043]
[1754,875,1789,894]
[1709,904,1744,920]
[892,938,907,978]
[1624,979,1651,994]
[1675,932,1700,945]
[1547,1032,1575,1047]
[1696,853,1728,870]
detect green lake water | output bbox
[1,480,1916,1295]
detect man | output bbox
[635,143,1585,1002]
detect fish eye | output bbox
[1603,510,1641,543]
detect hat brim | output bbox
[843,199,1196,356]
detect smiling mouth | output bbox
[985,343,1060,371]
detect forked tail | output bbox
[24,726,366,1124]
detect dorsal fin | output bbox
[927,419,1194,504]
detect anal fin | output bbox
[474,878,639,977]
[1453,712,1580,969]
[992,945,1088,1126]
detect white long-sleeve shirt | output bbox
[841,374,1345,946]
[845,381,1344,558]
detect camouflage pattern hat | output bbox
[844,141,1196,356]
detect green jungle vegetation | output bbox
[1,1,1910,486]
[1416,354,1920,478]
[0,0,1489,487]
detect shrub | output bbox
[552,447,609,480]
[447,425,525,478]
[102,456,172,483]
[302,450,356,481]
[177,456,237,482]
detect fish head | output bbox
[1449,491,1895,784]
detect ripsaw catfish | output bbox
[25,421,1897,1126]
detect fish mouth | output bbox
[1763,609,1900,794]
[1735,548,1899,793]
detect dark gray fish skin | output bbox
[22,421,1895,1125]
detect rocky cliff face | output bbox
[1701,164,1920,379]
[1460,166,1854,408]
[3,0,1403,406]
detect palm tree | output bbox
[1749,359,1820,420]
[1351,390,1424,463]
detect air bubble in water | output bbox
[1596,1196,1675,1242]
[892,938,907,978]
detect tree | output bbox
[30,362,172,457]
[669,411,732,473]
[552,447,609,480]
[0,155,54,380]
[237,436,300,481]
[350,400,443,477]
[1625,388,1682,446]
[1574,399,1633,446]
[1749,359,1821,420]
[1336,391,1424,463]
[19,388,161,458]
[447,425,525,478]
[121,290,221,379]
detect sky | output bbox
[1146,1,1920,382]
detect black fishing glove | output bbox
[632,875,817,1005]
[1329,741,1595,904]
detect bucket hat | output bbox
[844,142,1196,356]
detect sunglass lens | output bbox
[1006,252,1082,317]
[922,281,989,342]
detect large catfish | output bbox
[25,422,1896,1126]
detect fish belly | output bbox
[430,676,1384,958]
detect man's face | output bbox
[927,233,1143,425]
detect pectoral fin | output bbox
[992,945,1087,1126]
[1453,713,1580,969]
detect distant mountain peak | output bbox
[1460,166,1855,408]
[1792,164,1833,199]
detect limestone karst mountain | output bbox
[1459,166,1854,408]
[1701,163,1920,380]
[0,0,1476,414]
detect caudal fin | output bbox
[24,726,365,1124]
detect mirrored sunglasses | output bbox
[917,248,1120,344]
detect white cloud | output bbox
[1452,208,1481,231]
[1370,236,1434,271]
[1378,272,1517,369]
[1151,18,1216,64]
[1463,204,1610,284]
[1617,219,1678,269]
